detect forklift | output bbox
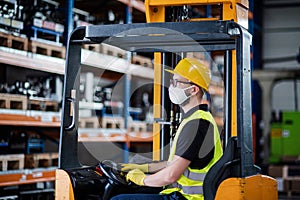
[55,1,278,199]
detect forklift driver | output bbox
[113,58,223,200]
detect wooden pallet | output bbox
[79,117,100,128]
[30,40,66,59]
[129,121,147,132]
[101,116,124,129]
[28,98,59,111]
[0,93,27,110]
[100,43,126,59]
[284,177,300,197]
[0,154,24,171]
[0,32,28,51]
[132,55,153,68]
[82,44,101,53]
[25,152,58,169]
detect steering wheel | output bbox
[98,160,128,185]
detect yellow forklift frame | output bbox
[55,1,278,199]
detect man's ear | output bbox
[194,86,205,97]
[192,85,200,95]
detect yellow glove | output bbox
[120,163,148,173]
[126,169,146,186]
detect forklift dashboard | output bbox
[67,160,161,199]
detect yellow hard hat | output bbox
[165,58,211,91]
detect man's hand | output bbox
[120,163,148,173]
[126,169,146,186]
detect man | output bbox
[112,57,223,200]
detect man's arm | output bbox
[148,161,168,173]
[120,160,167,173]
[143,155,191,187]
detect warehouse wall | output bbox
[262,5,300,112]
[263,6,300,69]
[272,80,300,113]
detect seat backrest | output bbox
[203,136,241,200]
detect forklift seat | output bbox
[203,136,241,200]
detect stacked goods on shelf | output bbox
[0,153,58,171]
[0,75,61,176]
[0,0,153,64]
[0,75,62,120]
[0,1,64,57]
[0,1,154,66]
[0,0,154,172]
[0,0,24,33]
[0,1,154,197]
[29,0,64,41]
[0,129,58,172]
[73,7,93,28]
[0,127,58,192]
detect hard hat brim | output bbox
[164,68,176,74]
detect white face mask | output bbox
[168,85,194,105]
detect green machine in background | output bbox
[270,111,300,164]
[270,122,282,164]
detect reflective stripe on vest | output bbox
[183,170,206,182]
[182,185,203,195]
[162,109,223,199]
[172,182,204,194]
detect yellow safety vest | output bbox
[160,110,223,200]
